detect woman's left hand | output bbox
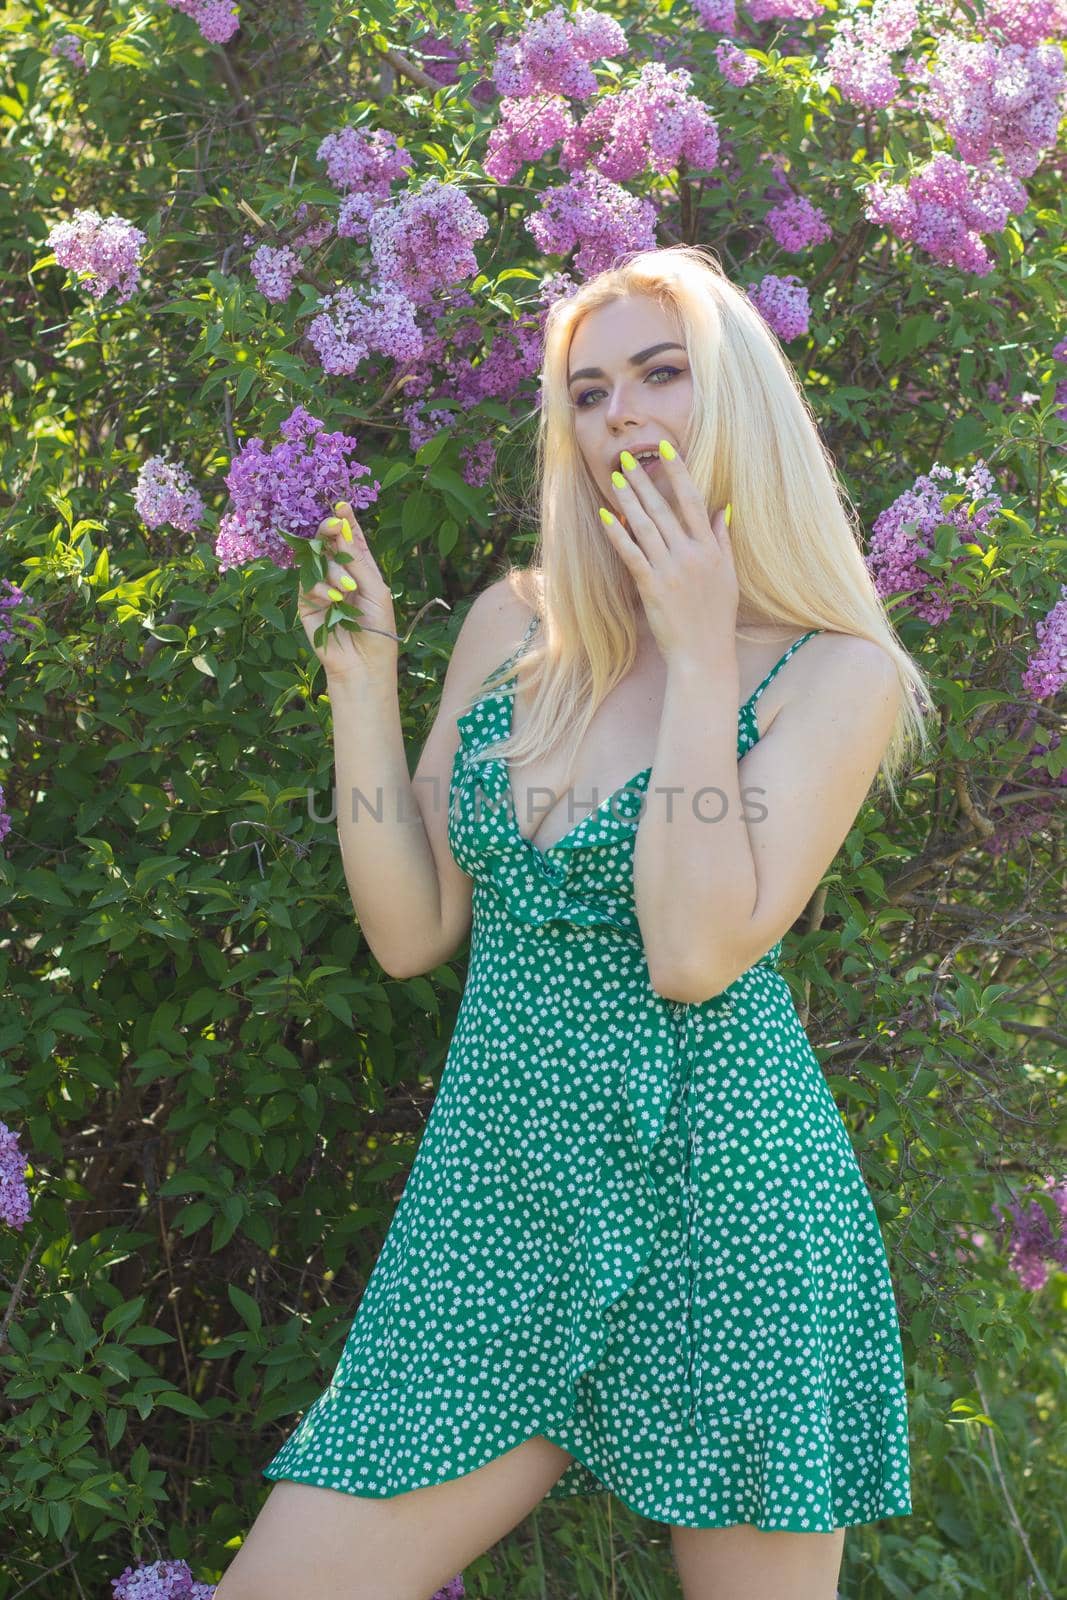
[599,443,738,665]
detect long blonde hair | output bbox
[463,242,935,810]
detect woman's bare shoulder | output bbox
[464,573,539,657]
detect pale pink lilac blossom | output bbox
[863,150,1028,275]
[692,0,739,31]
[919,36,1067,180]
[747,0,824,21]
[716,41,761,85]
[559,62,720,180]
[163,0,240,44]
[214,404,379,572]
[135,456,207,534]
[250,243,301,302]
[525,168,659,278]
[484,96,577,184]
[46,208,148,304]
[979,0,1067,48]
[492,3,629,100]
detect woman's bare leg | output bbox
[670,1523,846,1600]
[213,1434,575,1600]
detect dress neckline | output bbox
[501,625,822,859]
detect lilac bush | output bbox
[2,0,1066,1593]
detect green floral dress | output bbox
[263,615,913,1531]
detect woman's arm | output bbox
[633,634,902,1001]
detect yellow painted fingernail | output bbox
[333,502,346,515]
[598,507,615,525]
[327,587,343,602]
[340,575,358,590]
[619,450,637,472]
[724,502,732,526]
[611,469,627,489]
[324,517,342,531]
[659,439,676,460]
[340,519,353,541]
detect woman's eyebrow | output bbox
[567,341,687,385]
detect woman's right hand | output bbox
[297,500,399,681]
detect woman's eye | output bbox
[575,365,681,408]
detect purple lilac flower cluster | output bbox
[866,460,1002,623]
[692,0,739,32]
[307,280,427,377]
[864,152,1028,277]
[111,1556,216,1598]
[162,0,239,45]
[249,244,302,304]
[135,456,207,535]
[46,208,148,304]
[1021,583,1067,700]
[716,40,761,87]
[302,120,485,380]
[826,0,919,111]
[747,273,811,341]
[368,178,490,310]
[747,0,823,22]
[214,404,379,572]
[558,62,721,181]
[994,1177,1067,1292]
[491,3,628,99]
[525,167,658,278]
[919,36,1066,180]
[764,193,832,252]
[0,578,36,687]
[51,32,87,69]
[319,124,413,201]
[0,1121,31,1230]
[1054,334,1067,425]
[983,0,1064,46]
[821,2,1067,270]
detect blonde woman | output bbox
[218,244,935,1600]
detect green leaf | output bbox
[227,1283,263,1334]
[155,1390,210,1419]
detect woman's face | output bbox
[567,293,693,523]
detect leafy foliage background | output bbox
[0,0,1064,1595]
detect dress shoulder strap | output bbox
[480,609,541,687]
[747,628,822,708]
